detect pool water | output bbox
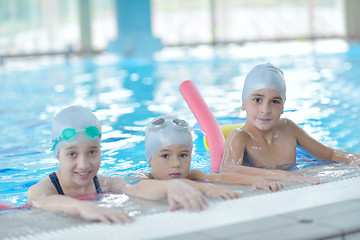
[1,39,360,207]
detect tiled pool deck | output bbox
[158,199,360,240]
[2,198,360,240]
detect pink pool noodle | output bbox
[179,80,225,173]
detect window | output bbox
[151,0,345,45]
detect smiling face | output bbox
[242,88,284,131]
[57,141,101,187]
[149,144,191,180]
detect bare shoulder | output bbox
[278,118,304,134]
[225,127,250,145]
[97,174,128,193]
[278,118,296,127]
[27,176,56,201]
[222,127,249,168]
[98,174,127,185]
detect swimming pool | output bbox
[0,39,360,210]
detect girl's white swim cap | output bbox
[145,115,193,162]
[51,106,102,157]
[242,63,286,103]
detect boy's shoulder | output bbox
[228,126,251,140]
[279,117,295,124]
[278,118,298,130]
[230,126,248,135]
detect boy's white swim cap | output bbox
[51,106,102,157]
[145,115,193,162]
[242,63,286,103]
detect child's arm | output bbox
[292,120,360,165]
[108,176,208,212]
[27,180,132,224]
[221,129,322,184]
[222,164,322,184]
[189,169,283,192]
[176,178,240,199]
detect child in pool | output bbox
[142,115,283,195]
[220,63,360,182]
[27,106,209,224]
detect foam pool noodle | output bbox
[179,80,224,173]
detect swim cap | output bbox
[145,115,193,162]
[51,106,102,157]
[242,63,286,103]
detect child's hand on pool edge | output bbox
[77,201,133,224]
[347,153,360,165]
[284,172,324,185]
[202,184,241,200]
[166,179,208,212]
[251,179,284,193]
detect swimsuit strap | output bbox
[93,175,104,194]
[49,172,65,195]
[49,172,104,195]
[244,150,255,167]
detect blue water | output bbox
[1,40,360,206]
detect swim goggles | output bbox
[149,117,190,131]
[51,126,101,151]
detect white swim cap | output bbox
[145,115,193,162]
[242,63,286,103]
[51,106,102,157]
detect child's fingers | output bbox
[265,187,272,193]
[219,192,230,200]
[183,197,202,212]
[189,192,209,211]
[349,158,360,165]
[97,215,112,224]
[167,196,179,211]
[227,190,240,199]
[97,211,133,224]
[230,191,240,199]
[220,190,240,200]
[105,213,124,224]
[254,184,271,193]
[168,193,207,212]
[177,196,194,212]
[198,194,209,207]
[268,185,276,192]
[307,177,324,185]
[269,182,283,192]
[112,212,133,224]
[187,196,205,212]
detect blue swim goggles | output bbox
[51,126,101,151]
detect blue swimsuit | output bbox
[49,172,103,195]
[243,150,255,167]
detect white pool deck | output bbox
[2,164,360,240]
